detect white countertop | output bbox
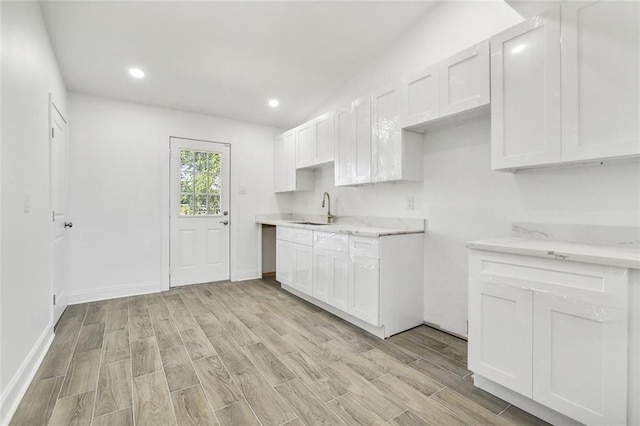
[467,237,640,269]
[256,214,425,237]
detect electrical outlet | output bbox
[24,193,30,213]
[406,196,414,210]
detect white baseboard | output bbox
[68,281,161,304]
[235,269,260,282]
[0,320,54,425]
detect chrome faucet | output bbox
[322,192,335,224]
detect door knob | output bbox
[220,220,229,225]
[64,221,73,228]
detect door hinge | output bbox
[467,320,469,334]
[53,294,56,305]
[52,211,56,222]
[51,127,55,139]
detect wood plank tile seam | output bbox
[9,279,549,426]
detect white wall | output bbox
[67,93,289,303]
[0,2,67,423]
[290,1,640,336]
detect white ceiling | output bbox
[40,1,436,129]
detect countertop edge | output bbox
[467,240,640,270]
[256,219,425,237]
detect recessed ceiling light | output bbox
[268,99,280,108]
[128,67,145,79]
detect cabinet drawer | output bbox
[349,236,379,259]
[277,226,313,246]
[469,250,628,309]
[314,231,348,253]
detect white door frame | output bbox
[161,136,235,291]
[49,94,68,324]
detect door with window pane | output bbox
[170,137,230,286]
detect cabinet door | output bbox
[334,107,354,186]
[401,65,440,129]
[353,97,372,184]
[439,41,490,117]
[562,1,640,161]
[348,256,380,326]
[372,86,402,182]
[276,240,293,285]
[296,120,315,168]
[292,244,313,296]
[491,6,562,170]
[315,112,335,165]
[274,134,287,192]
[468,279,533,397]
[533,294,628,425]
[313,249,349,311]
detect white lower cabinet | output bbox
[276,228,313,296]
[313,248,349,311]
[275,240,293,285]
[468,250,629,425]
[532,294,628,425]
[348,256,380,326]
[292,244,313,296]
[468,280,533,397]
[276,226,423,338]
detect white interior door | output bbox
[51,102,69,325]
[170,137,230,287]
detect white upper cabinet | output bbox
[274,130,313,193]
[371,85,423,183]
[401,41,490,131]
[561,0,640,162]
[295,120,315,168]
[352,98,373,184]
[334,106,354,187]
[492,1,640,170]
[315,112,335,165]
[334,97,372,187]
[401,65,440,129]
[491,5,562,170]
[296,112,335,169]
[439,41,490,117]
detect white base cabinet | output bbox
[468,250,630,425]
[276,227,313,295]
[277,226,423,338]
[313,248,349,311]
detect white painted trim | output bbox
[68,281,160,304]
[474,375,582,426]
[236,269,261,282]
[282,284,386,339]
[0,321,54,426]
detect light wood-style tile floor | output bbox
[10,279,550,425]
